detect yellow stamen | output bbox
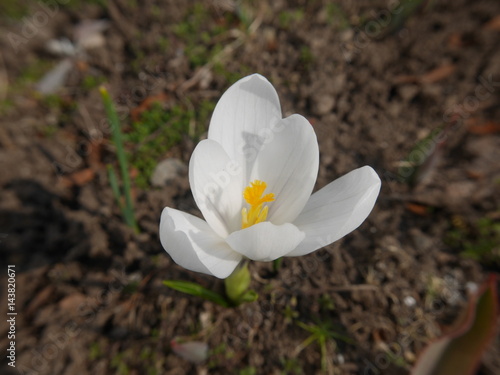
[241,180,274,229]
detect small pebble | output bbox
[466,281,478,294]
[336,354,345,365]
[403,296,416,307]
[151,158,187,187]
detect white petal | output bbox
[36,59,73,94]
[189,139,244,237]
[208,74,282,182]
[171,340,209,364]
[287,166,381,256]
[226,222,305,261]
[250,114,319,224]
[160,207,242,279]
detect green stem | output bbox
[273,257,282,273]
[224,260,257,305]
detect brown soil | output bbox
[1,1,499,374]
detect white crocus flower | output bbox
[160,74,381,279]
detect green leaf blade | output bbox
[411,275,499,375]
[163,280,230,307]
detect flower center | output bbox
[241,180,275,229]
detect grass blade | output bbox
[100,86,138,232]
[107,164,123,211]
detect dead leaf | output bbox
[467,120,500,135]
[26,285,56,316]
[465,170,484,180]
[59,293,88,313]
[75,60,89,72]
[406,202,430,216]
[421,63,456,83]
[484,15,500,30]
[448,33,463,48]
[87,140,104,170]
[129,167,139,179]
[372,329,389,351]
[393,75,420,84]
[394,63,456,84]
[130,92,169,122]
[411,275,499,375]
[59,168,95,188]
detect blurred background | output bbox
[0,0,499,374]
